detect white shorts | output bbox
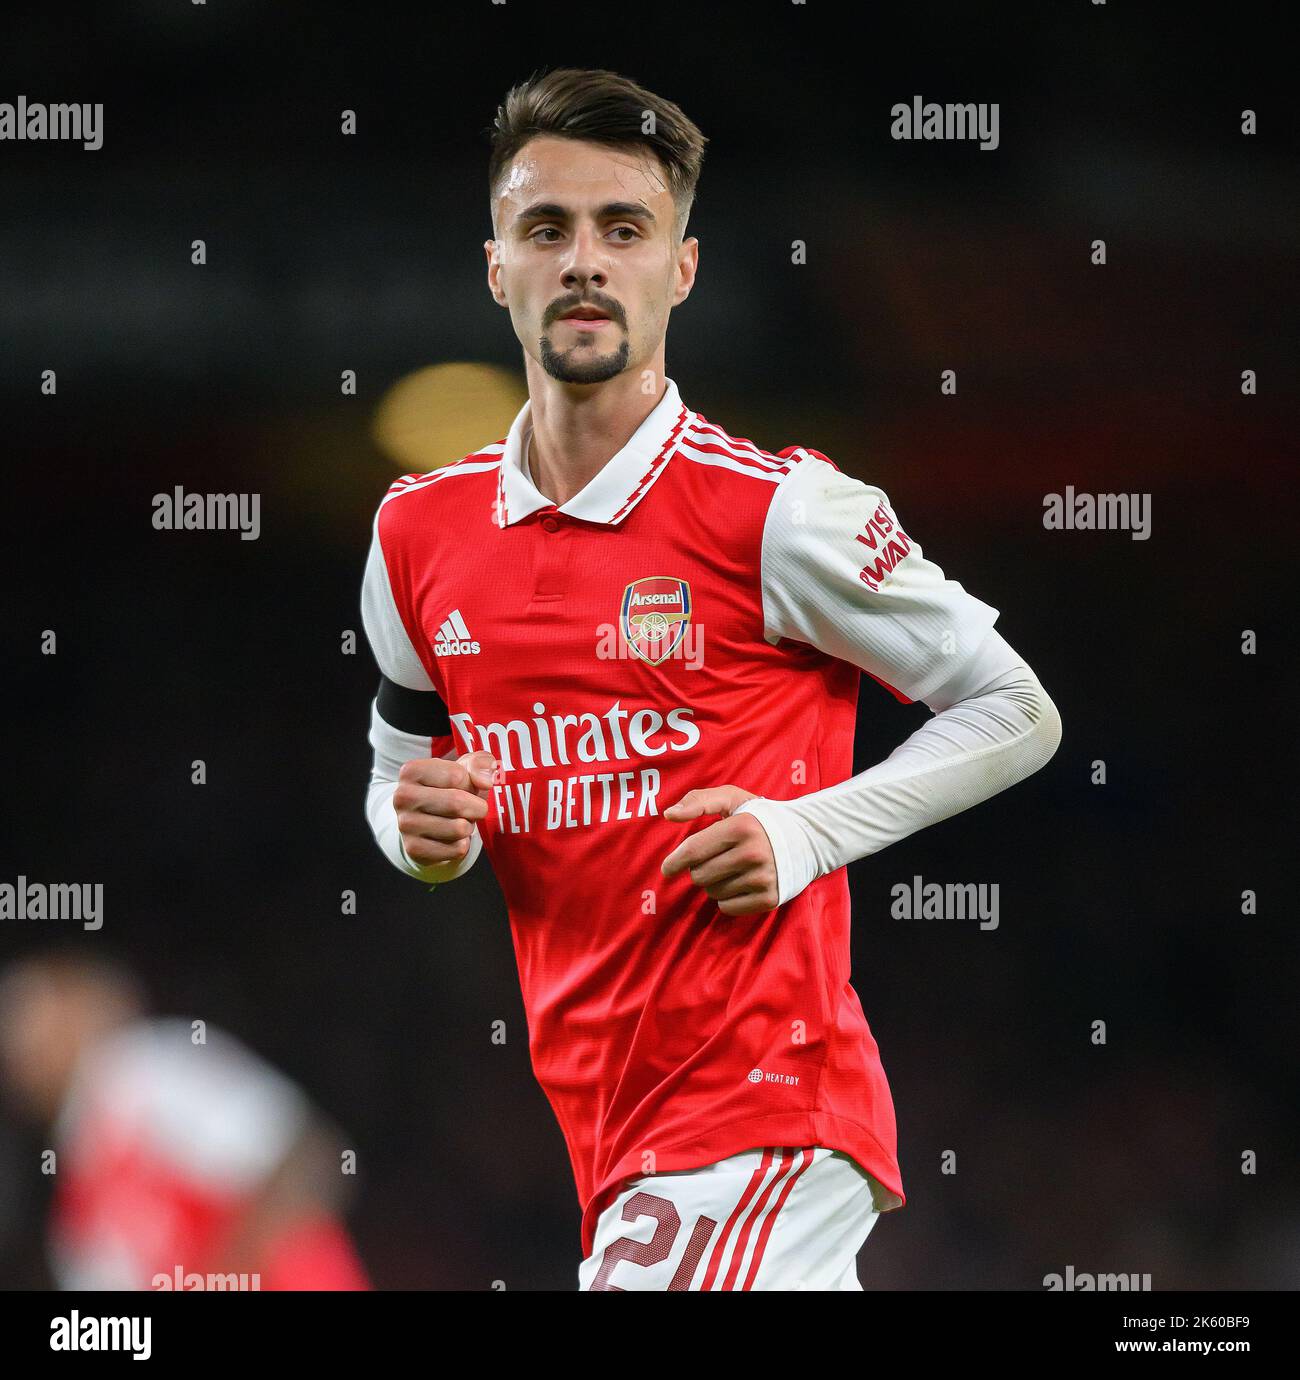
[578,1145,885,1291]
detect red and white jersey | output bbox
[362,377,999,1256]
[49,1019,308,1289]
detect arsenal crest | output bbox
[621,576,692,666]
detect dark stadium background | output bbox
[0,3,1292,1289]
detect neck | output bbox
[523,355,668,508]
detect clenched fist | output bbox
[392,750,498,867]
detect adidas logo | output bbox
[433,609,481,657]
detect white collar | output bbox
[495,377,689,527]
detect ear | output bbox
[484,238,508,308]
[672,235,699,308]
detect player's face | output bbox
[486,136,697,385]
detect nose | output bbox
[560,224,607,292]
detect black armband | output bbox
[376,675,451,737]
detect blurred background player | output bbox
[0,952,369,1290]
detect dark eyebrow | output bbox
[513,200,657,228]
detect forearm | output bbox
[365,701,483,885]
[735,632,1062,904]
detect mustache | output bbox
[542,292,626,329]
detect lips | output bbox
[561,307,610,322]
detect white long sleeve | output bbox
[361,508,482,886]
[734,630,1061,905]
[732,452,1061,905]
[365,701,483,885]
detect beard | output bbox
[538,333,630,385]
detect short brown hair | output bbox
[487,68,707,238]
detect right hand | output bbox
[392,750,498,866]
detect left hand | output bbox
[660,786,779,916]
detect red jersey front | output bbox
[362,378,999,1255]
